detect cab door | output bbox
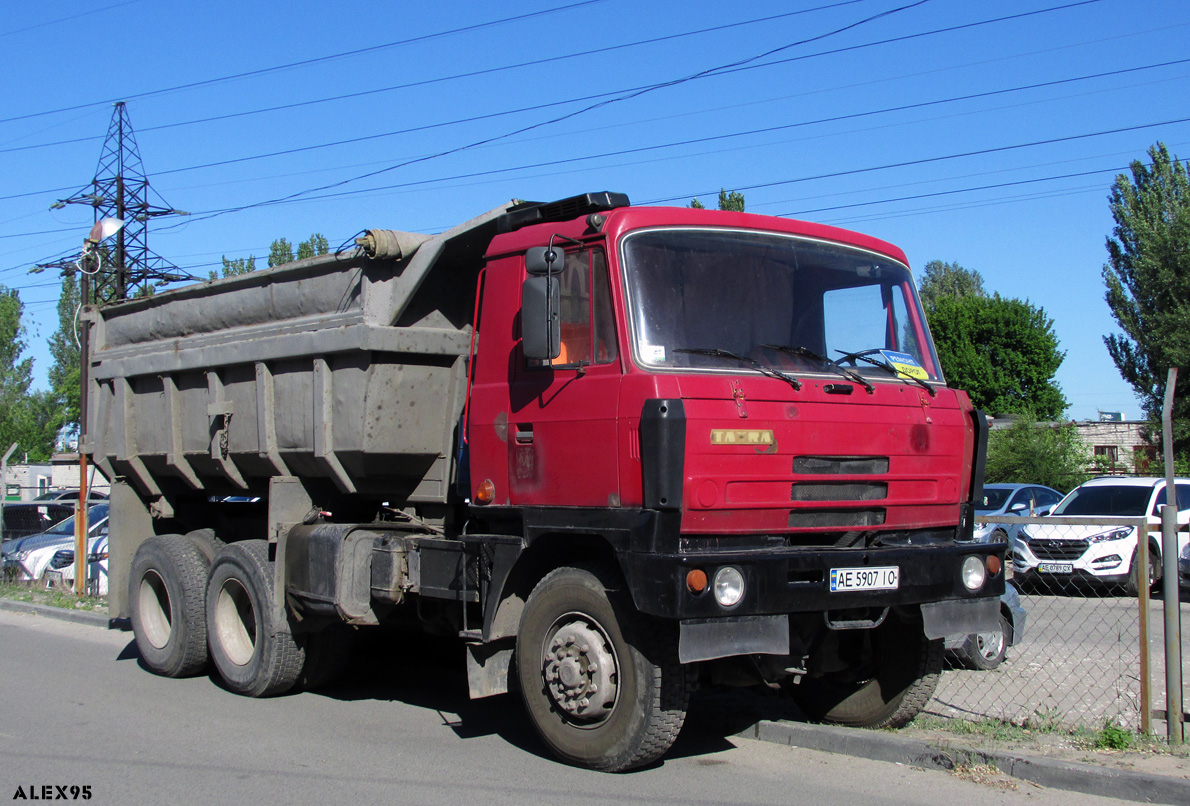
[506,247,622,507]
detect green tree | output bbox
[212,255,257,280]
[1102,142,1190,454]
[917,259,986,310]
[0,286,49,459]
[46,268,81,434]
[928,293,1067,419]
[689,189,745,211]
[984,415,1088,493]
[297,233,329,260]
[268,238,294,268]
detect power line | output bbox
[0,1,612,126]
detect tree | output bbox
[213,255,256,280]
[917,259,985,310]
[46,268,81,436]
[689,190,745,211]
[0,286,50,459]
[928,293,1067,419]
[268,238,294,268]
[1102,142,1190,454]
[984,415,1088,493]
[297,233,329,260]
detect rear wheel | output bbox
[516,565,694,771]
[790,610,943,728]
[129,535,211,678]
[205,540,304,697]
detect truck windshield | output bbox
[620,228,942,382]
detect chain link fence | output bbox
[927,515,1188,732]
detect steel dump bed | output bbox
[86,203,512,502]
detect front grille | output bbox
[791,482,887,502]
[793,456,890,475]
[1028,538,1088,561]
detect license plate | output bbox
[1038,562,1074,574]
[830,566,899,592]
[43,570,63,587]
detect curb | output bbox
[742,719,1190,806]
[0,598,125,630]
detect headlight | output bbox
[961,555,987,591]
[713,566,745,607]
[11,550,28,562]
[1088,527,1133,544]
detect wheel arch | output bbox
[486,531,621,641]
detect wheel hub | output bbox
[542,619,617,720]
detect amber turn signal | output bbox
[985,554,1002,577]
[686,568,708,594]
[475,479,495,504]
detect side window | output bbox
[531,248,617,369]
[1035,488,1061,508]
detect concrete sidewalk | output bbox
[4,596,1187,803]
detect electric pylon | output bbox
[51,101,190,301]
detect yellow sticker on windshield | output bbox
[880,350,928,380]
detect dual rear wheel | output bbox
[129,536,347,697]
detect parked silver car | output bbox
[973,483,1063,543]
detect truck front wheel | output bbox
[129,535,211,678]
[790,609,942,728]
[516,565,694,771]
[205,540,304,697]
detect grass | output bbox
[0,579,107,612]
[910,713,1189,757]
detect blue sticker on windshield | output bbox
[880,350,928,380]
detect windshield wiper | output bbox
[761,344,874,394]
[675,347,802,391]
[836,349,936,397]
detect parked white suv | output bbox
[1014,477,1190,595]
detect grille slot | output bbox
[791,482,887,502]
[793,456,889,475]
[788,509,886,528]
[1028,538,1088,561]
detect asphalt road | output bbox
[0,609,1145,806]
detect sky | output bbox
[2,0,1187,422]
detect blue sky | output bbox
[2,0,1187,421]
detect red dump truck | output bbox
[89,192,1002,771]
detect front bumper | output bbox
[621,541,1006,620]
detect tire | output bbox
[297,625,355,691]
[516,565,695,771]
[1124,546,1160,597]
[956,612,1009,671]
[129,534,212,678]
[791,610,943,728]
[991,528,1009,544]
[205,540,304,697]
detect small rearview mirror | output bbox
[526,246,565,276]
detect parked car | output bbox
[0,501,75,541]
[0,504,110,583]
[973,483,1064,543]
[944,581,1027,670]
[49,533,109,596]
[1014,477,1190,596]
[34,489,108,501]
[1180,541,1190,595]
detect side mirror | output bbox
[1009,502,1027,512]
[522,275,561,360]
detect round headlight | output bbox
[713,566,745,608]
[961,555,987,591]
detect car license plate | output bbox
[830,566,899,592]
[43,570,64,587]
[1038,562,1074,574]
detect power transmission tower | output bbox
[50,101,190,301]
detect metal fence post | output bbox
[1162,367,1183,744]
[1138,522,1151,736]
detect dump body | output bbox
[87,205,510,505]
